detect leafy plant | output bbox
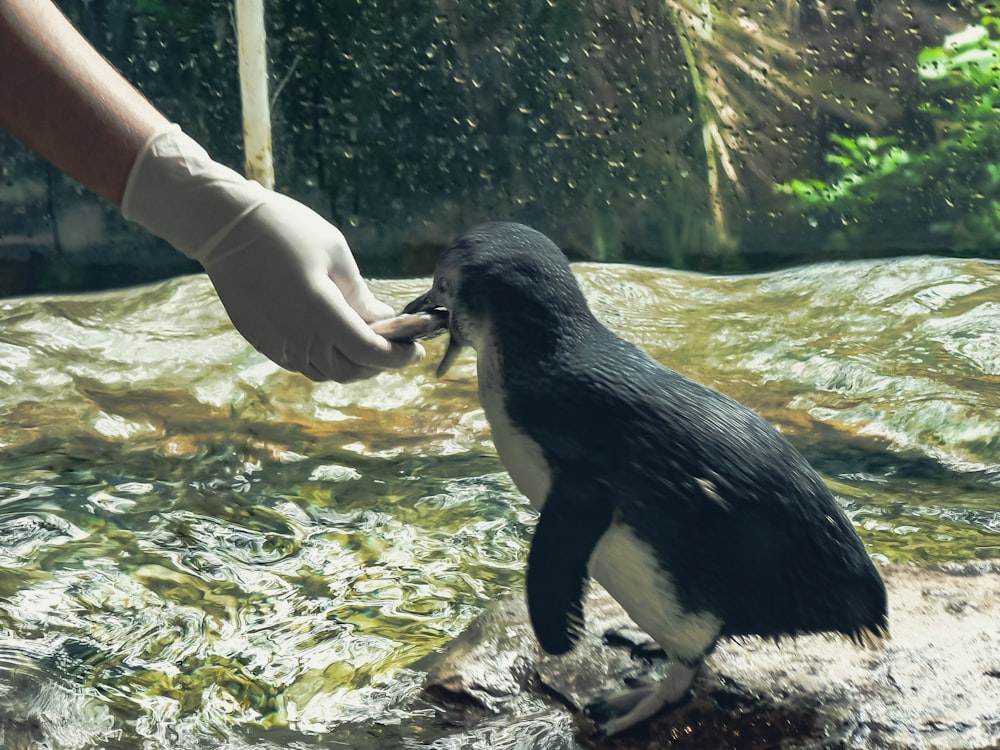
[777,135,913,215]
[779,14,1000,254]
[661,1,901,249]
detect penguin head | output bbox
[404,222,593,376]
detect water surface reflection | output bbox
[0,258,997,747]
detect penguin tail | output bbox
[849,618,890,649]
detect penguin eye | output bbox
[436,277,451,296]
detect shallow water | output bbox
[0,258,997,748]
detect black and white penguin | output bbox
[404,222,888,736]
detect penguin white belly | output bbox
[589,522,721,662]
[475,332,552,511]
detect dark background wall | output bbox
[0,0,985,296]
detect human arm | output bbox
[0,0,164,204]
[0,0,422,381]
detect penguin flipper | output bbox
[526,477,613,655]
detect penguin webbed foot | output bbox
[601,626,668,661]
[584,661,699,737]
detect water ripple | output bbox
[0,263,998,745]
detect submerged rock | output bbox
[415,563,1000,749]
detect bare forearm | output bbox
[0,0,169,205]
[0,0,420,382]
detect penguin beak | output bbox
[403,290,463,377]
[401,290,438,317]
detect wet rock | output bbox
[416,563,1000,749]
[420,596,538,712]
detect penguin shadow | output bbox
[537,622,830,749]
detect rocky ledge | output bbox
[410,562,1000,749]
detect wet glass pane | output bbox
[1,2,999,747]
[2,0,994,292]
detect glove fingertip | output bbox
[352,293,395,323]
[368,300,397,322]
[390,340,426,368]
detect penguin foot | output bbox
[632,641,668,661]
[601,627,668,661]
[585,662,698,736]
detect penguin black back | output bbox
[508,332,887,642]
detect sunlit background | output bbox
[2,1,998,295]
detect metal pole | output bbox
[235,0,275,189]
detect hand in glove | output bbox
[122,125,422,382]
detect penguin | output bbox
[403,222,888,736]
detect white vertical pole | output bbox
[235,0,275,189]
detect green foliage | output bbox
[778,14,1000,253]
[917,20,1000,87]
[777,135,913,213]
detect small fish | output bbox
[370,309,449,342]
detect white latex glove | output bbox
[121,124,423,382]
